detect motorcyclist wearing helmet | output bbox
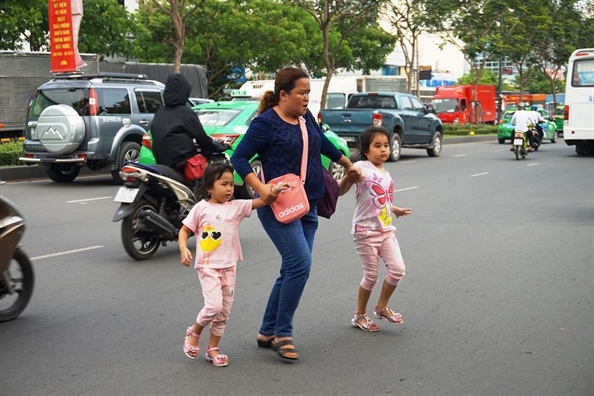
[529,105,545,145]
[151,73,225,175]
[510,102,534,152]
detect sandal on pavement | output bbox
[183,326,200,359]
[351,313,380,332]
[256,336,274,349]
[205,346,229,367]
[374,307,403,324]
[271,339,299,360]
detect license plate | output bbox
[513,138,523,145]
[114,187,139,203]
[342,136,357,142]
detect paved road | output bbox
[1,140,592,396]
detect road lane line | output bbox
[453,154,467,157]
[527,163,540,166]
[398,160,416,164]
[471,172,490,177]
[67,196,114,204]
[31,245,104,261]
[494,149,505,152]
[395,186,419,192]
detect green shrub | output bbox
[443,124,497,136]
[0,140,24,167]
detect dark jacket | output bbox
[151,73,217,173]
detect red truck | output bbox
[430,85,497,124]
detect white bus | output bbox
[564,48,594,155]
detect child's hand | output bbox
[394,207,412,218]
[346,165,362,182]
[273,182,292,194]
[180,248,193,267]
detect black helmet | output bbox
[517,102,526,110]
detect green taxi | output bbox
[554,105,564,137]
[497,108,559,144]
[139,100,350,199]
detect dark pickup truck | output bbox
[318,92,443,161]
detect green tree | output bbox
[456,68,498,85]
[0,0,138,59]
[78,0,138,59]
[146,0,204,73]
[383,0,454,93]
[291,0,394,109]
[0,0,48,51]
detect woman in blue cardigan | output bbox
[231,67,361,361]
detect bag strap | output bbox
[260,116,309,184]
[297,116,308,183]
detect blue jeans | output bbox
[257,200,318,337]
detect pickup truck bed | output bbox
[319,92,443,161]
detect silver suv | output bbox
[19,72,165,183]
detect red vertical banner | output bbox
[48,0,77,73]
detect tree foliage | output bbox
[290,0,395,108]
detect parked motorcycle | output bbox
[0,195,34,322]
[113,152,228,260]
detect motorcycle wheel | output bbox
[515,146,520,160]
[0,248,35,322]
[121,199,161,260]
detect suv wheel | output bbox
[46,164,81,183]
[111,141,141,184]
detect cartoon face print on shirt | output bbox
[199,222,222,252]
[365,179,394,227]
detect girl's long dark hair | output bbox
[197,162,235,200]
[359,126,390,160]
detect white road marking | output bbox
[527,163,540,166]
[31,245,104,261]
[453,154,467,157]
[67,196,113,204]
[471,172,490,177]
[494,149,505,152]
[395,186,419,192]
[398,160,416,164]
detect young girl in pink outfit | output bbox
[338,126,412,332]
[179,163,288,366]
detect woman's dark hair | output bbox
[197,162,235,200]
[258,67,309,114]
[359,126,390,160]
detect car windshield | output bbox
[431,98,459,113]
[196,109,242,126]
[503,111,515,119]
[29,88,89,116]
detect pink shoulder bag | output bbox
[263,116,310,224]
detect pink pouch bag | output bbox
[264,116,310,224]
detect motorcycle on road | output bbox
[0,195,34,322]
[113,152,228,261]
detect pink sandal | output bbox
[374,306,403,324]
[183,326,200,359]
[351,313,380,332]
[205,346,229,367]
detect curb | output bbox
[1,136,496,182]
[0,165,109,182]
